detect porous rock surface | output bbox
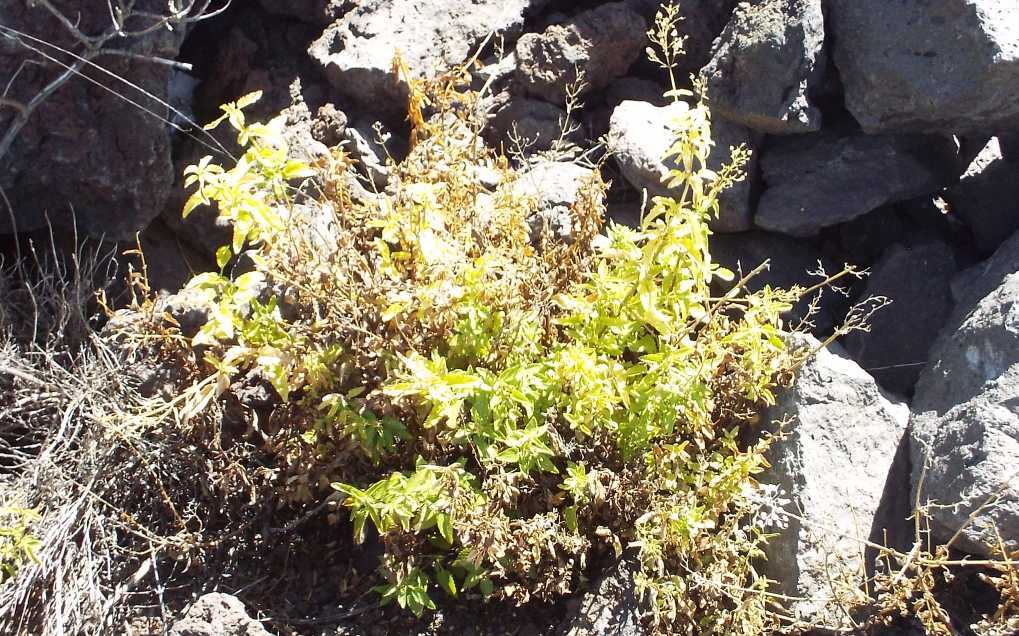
[910,231,1019,557]
[700,0,826,134]
[0,0,186,239]
[310,0,547,117]
[169,593,271,636]
[761,334,910,625]
[755,133,959,237]
[829,0,1019,134]
[515,3,647,105]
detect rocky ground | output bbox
[1,1,1018,634]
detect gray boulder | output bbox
[911,231,1019,556]
[829,0,1019,134]
[756,133,958,237]
[843,240,957,396]
[169,593,271,636]
[945,137,1019,253]
[310,0,545,117]
[915,232,1019,415]
[515,3,647,105]
[0,1,186,239]
[608,100,756,233]
[761,335,910,625]
[911,369,1019,558]
[700,0,826,135]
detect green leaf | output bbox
[479,578,494,598]
[283,160,316,180]
[183,191,208,219]
[216,245,232,270]
[564,505,579,532]
[435,568,457,597]
[436,513,454,545]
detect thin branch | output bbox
[0,52,94,161]
[100,49,193,71]
[0,25,233,160]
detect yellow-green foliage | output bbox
[0,507,39,582]
[173,9,804,633]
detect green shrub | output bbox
[171,7,808,633]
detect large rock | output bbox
[915,232,1019,414]
[843,240,957,396]
[761,335,910,625]
[310,0,545,118]
[709,232,844,334]
[625,0,740,77]
[755,133,958,237]
[608,100,756,232]
[0,1,186,239]
[515,3,647,105]
[258,0,347,24]
[945,137,1019,253]
[911,231,1019,556]
[169,593,271,636]
[829,0,1019,134]
[700,0,826,135]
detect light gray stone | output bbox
[829,0,1019,134]
[607,100,756,233]
[756,133,958,237]
[169,593,271,636]
[515,3,647,105]
[701,0,826,134]
[342,124,391,189]
[911,231,1019,557]
[513,161,594,244]
[761,335,910,626]
[310,0,546,117]
[911,370,1019,558]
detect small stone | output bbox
[169,593,271,636]
[911,231,1019,557]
